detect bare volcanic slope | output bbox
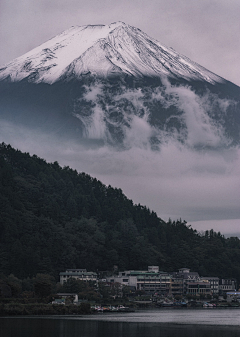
[0,22,239,147]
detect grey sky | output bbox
[0,0,239,235]
[1,0,240,86]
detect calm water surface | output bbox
[1,308,240,337]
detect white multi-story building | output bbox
[104,266,171,294]
[59,269,97,285]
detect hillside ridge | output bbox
[1,142,240,283]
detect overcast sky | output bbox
[0,0,239,235]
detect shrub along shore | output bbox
[0,302,91,316]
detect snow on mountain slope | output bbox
[0,22,123,84]
[0,22,225,84]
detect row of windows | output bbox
[136,278,170,281]
[220,285,235,289]
[140,284,167,288]
[115,278,170,283]
[61,275,96,278]
[188,285,209,289]
[188,288,211,293]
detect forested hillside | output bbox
[1,142,240,284]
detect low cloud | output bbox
[72,78,235,150]
[0,79,239,234]
[1,119,239,229]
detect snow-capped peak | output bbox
[0,22,224,84]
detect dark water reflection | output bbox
[1,317,240,337]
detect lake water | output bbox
[1,308,240,337]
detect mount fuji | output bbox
[0,21,224,84]
[0,21,239,148]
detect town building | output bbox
[59,269,97,285]
[201,277,219,295]
[104,266,171,295]
[170,277,184,296]
[52,293,79,304]
[226,291,240,302]
[219,279,236,294]
[171,268,211,296]
[59,266,237,297]
[185,279,211,296]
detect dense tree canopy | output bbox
[0,142,240,285]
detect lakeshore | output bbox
[1,299,240,316]
[1,309,240,337]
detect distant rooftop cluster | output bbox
[60,266,236,297]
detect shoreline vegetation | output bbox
[1,300,240,316]
[0,302,91,316]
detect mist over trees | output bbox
[1,142,240,284]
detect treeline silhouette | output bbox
[1,142,240,284]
